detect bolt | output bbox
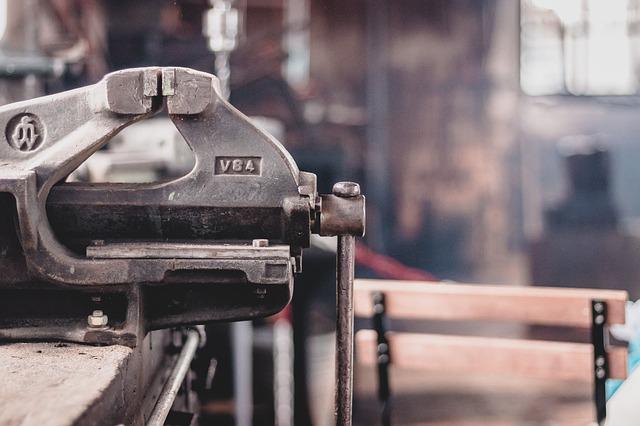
[252,239,269,247]
[87,310,108,328]
[596,356,606,367]
[377,343,389,354]
[596,367,606,379]
[595,314,604,325]
[332,181,361,198]
[594,302,604,313]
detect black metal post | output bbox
[591,300,608,425]
[373,291,391,426]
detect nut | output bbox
[87,310,108,328]
[252,239,269,247]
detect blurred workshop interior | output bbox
[2,0,640,425]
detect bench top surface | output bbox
[355,278,629,299]
[0,342,132,426]
[355,279,628,327]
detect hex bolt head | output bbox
[87,310,108,328]
[332,181,361,198]
[594,302,604,313]
[252,239,269,247]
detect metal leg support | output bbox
[591,300,608,425]
[372,292,391,426]
[148,329,200,426]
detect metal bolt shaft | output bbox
[333,181,361,426]
[335,234,355,426]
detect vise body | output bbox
[0,67,364,352]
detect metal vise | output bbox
[0,68,365,353]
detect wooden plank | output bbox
[354,279,627,328]
[356,330,628,381]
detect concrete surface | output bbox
[0,342,132,426]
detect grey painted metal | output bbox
[147,329,200,426]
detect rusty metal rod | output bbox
[147,329,200,426]
[335,234,355,426]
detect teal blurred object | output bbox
[607,302,640,399]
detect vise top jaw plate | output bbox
[86,242,290,260]
[85,242,294,286]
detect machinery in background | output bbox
[530,138,640,300]
[68,118,195,183]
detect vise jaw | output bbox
[0,67,364,347]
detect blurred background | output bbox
[3,0,640,424]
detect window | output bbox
[521,0,640,95]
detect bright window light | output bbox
[0,0,6,41]
[521,0,640,95]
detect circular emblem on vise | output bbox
[6,113,43,151]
